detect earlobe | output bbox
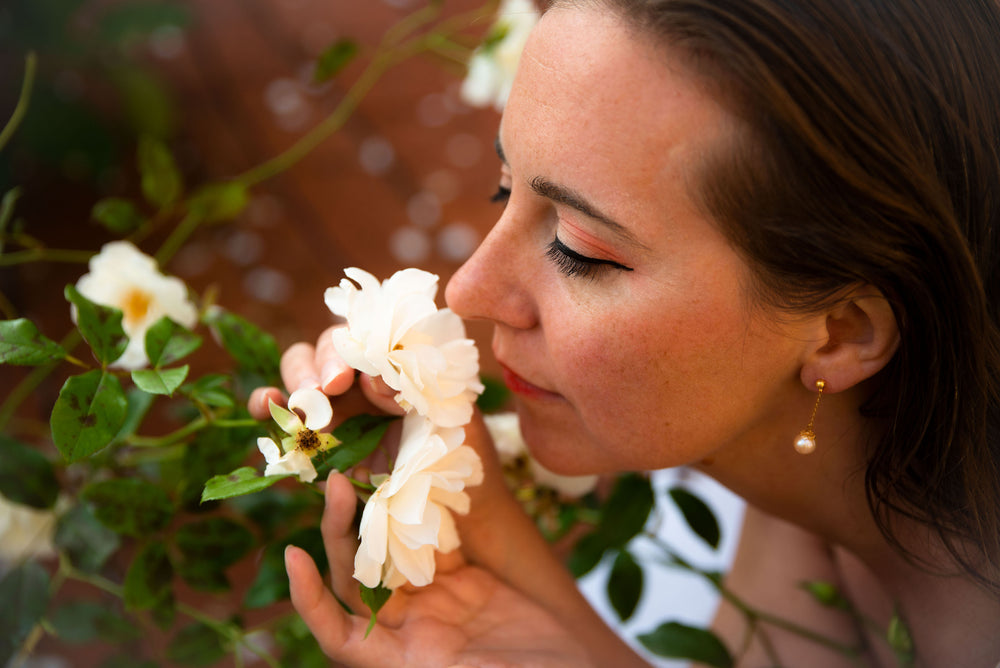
[800,287,900,392]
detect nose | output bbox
[444,210,538,330]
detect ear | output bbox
[800,286,900,392]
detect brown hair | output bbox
[580,0,1000,591]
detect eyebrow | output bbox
[495,135,648,250]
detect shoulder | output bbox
[707,506,871,668]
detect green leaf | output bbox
[274,615,328,668]
[54,504,121,573]
[567,531,608,578]
[313,39,359,83]
[64,285,129,366]
[0,436,58,508]
[137,135,182,208]
[187,181,249,223]
[179,425,256,508]
[182,374,234,408]
[799,580,851,610]
[131,364,189,395]
[669,486,721,550]
[607,549,643,622]
[48,601,140,643]
[165,622,226,667]
[0,561,51,666]
[315,414,395,477]
[143,316,202,367]
[97,2,189,45]
[475,375,510,412]
[203,309,281,385]
[82,478,173,537]
[596,473,654,549]
[245,527,327,609]
[175,517,254,566]
[637,622,733,667]
[124,541,173,611]
[51,370,128,462]
[91,197,144,234]
[112,387,155,445]
[201,466,291,503]
[108,63,176,139]
[359,583,392,638]
[887,610,915,666]
[0,318,67,365]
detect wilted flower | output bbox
[74,241,198,370]
[354,414,483,589]
[325,267,484,428]
[257,388,339,483]
[0,493,59,563]
[459,0,540,110]
[485,412,598,498]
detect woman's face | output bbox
[445,6,813,474]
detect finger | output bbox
[285,545,360,657]
[316,326,356,396]
[359,373,406,415]
[323,473,367,612]
[247,387,285,420]
[280,341,321,391]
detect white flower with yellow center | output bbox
[257,388,339,483]
[459,0,540,110]
[74,241,198,370]
[0,493,59,563]
[325,267,484,429]
[354,413,484,589]
[485,412,599,498]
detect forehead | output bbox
[502,6,734,223]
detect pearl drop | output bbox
[794,433,816,454]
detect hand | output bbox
[285,472,594,668]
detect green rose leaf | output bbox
[143,316,202,367]
[82,478,174,537]
[315,414,395,477]
[887,610,915,666]
[54,504,121,573]
[165,622,227,668]
[51,369,128,462]
[112,387,155,445]
[313,39,359,84]
[203,309,281,385]
[607,549,643,622]
[124,541,174,611]
[566,531,609,578]
[0,436,58,509]
[359,583,392,639]
[245,527,327,609]
[64,285,130,366]
[669,486,721,550]
[475,375,510,412]
[183,374,235,408]
[48,601,140,644]
[799,580,852,610]
[138,135,182,208]
[0,318,67,365]
[201,466,291,503]
[131,364,189,396]
[0,561,51,666]
[91,197,144,234]
[187,181,248,223]
[596,472,654,549]
[637,621,733,668]
[175,517,254,567]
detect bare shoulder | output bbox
[706,506,869,668]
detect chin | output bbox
[514,402,608,476]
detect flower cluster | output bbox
[326,267,485,589]
[459,0,540,110]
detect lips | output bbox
[499,363,561,400]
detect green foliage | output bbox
[143,316,202,366]
[203,308,282,386]
[0,436,59,509]
[91,197,145,235]
[51,369,128,462]
[607,549,643,622]
[314,39,360,83]
[637,621,733,668]
[64,285,129,366]
[669,486,721,550]
[82,478,174,537]
[887,610,915,666]
[138,135,182,208]
[174,518,254,592]
[245,527,327,609]
[360,583,393,638]
[0,318,66,365]
[0,561,51,666]
[48,601,140,644]
[54,503,121,573]
[201,466,292,503]
[568,473,654,577]
[188,182,249,223]
[314,413,396,477]
[166,622,227,667]
[800,580,852,610]
[475,374,510,412]
[131,364,189,395]
[124,541,174,613]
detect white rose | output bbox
[0,493,59,563]
[325,267,484,428]
[74,241,198,370]
[257,388,338,483]
[354,414,483,589]
[459,0,540,110]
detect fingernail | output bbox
[298,377,321,391]
[321,359,346,388]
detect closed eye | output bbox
[545,237,633,279]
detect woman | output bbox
[250,0,1000,665]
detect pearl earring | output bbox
[794,379,826,454]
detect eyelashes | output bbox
[545,237,633,279]
[490,185,511,203]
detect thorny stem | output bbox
[644,532,870,666]
[126,416,261,448]
[0,248,95,266]
[0,52,36,153]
